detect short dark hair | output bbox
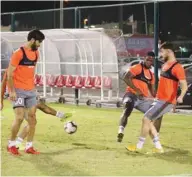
[147,51,155,57]
[160,42,174,51]
[27,29,45,42]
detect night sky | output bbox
[1,1,192,39]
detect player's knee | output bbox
[15,109,25,123]
[123,101,131,109]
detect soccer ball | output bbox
[64,121,77,134]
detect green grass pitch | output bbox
[1,100,192,176]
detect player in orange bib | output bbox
[6,29,45,155]
[1,69,72,150]
[126,43,188,153]
[117,52,162,142]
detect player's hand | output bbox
[0,102,3,110]
[177,96,183,103]
[9,91,17,101]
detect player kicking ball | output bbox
[117,51,162,143]
[1,68,72,152]
[14,101,72,150]
[126,43,188,153]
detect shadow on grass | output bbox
[19,150,90,176]
[40,142,117,157]
[72,142,114,151]
[155,145,192,165]
[125,145,192,165]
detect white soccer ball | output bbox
[64,121,77,134]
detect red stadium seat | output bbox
[38,75,44,86]
[65,75,73,87]
[103,76,112,89]
[93,76,101,89]
[34,74,40,85]
[55,75,65,87]
[46,75,57,87]
[82,76,93,88]
[73,76,83,88]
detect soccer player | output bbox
[1,65,72,150]
[127,43,188,153]
[6,29,45,155]
[117,51,163,142]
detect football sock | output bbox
[26,142,33,150]
[16,137,23,146]
[136,137,146,149]
[153,136,162,149]
[118,126,124,134]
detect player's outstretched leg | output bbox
[16,103,73,150]
[36,102,73,122]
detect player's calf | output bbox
[117,99,134,142]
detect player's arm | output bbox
[0,72,7,110]
[173,64,188,103]
[178,80,188,100]
[123,70,143,95]
[7,65,16,93]
[148,83,156,97]
[7,49,23,101]
[148,74,156,97]
[7,64,17,101]
[124,71,139,91]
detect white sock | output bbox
[16,137,23,146]
[153,136,162,149]
[56,111,65,118]
[26,142,33,150]
[136,137,146,149]
[8,140,16,148]
[118,126,124,134]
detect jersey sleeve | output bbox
[172,64,186,80]
[10,49,23,67]
[129,64,142,76]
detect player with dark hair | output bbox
[117,51,163,142]
[6,29,46,155]
[1,68,72,150]
[126,43,188,153]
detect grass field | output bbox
[1,100,192,176]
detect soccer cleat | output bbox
[16,143,25,151]
[60,112,73,122]
[7,146,21,155]
[25,147,40,154]
[152,147,164,154]
[117,133,124,142]
[125,145,142,153]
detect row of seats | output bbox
[34,74,112,89]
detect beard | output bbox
[144,64,150,69]
[163,56,169,62]
[31,42,38,51]
[160,56,168,63]
[143,62,151,69]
